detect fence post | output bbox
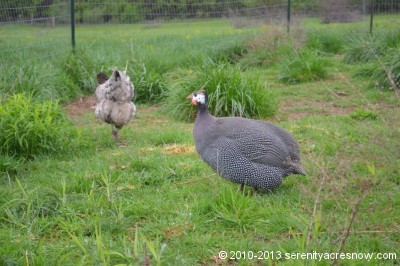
[71,0,76,50]
[287,0,291,34]
[370,0,375,34]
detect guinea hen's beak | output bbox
[187,93,197,105]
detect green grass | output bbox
[0,17,400,265]
[0,94,80,158]
[165,60,277,122]
[345,31,400,90]
[279,49,330,84]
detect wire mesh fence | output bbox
[1,0,399,67]
[0,0,72,67]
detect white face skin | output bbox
[192,92,206,105]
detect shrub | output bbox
[165,60,277,122]
[0,94,80,158]
[279,49,330,84]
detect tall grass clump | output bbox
[131,62,168,104]
[279,49,330,84]
[0,64,81,102]
[345,31,400,89]
[344,31,400,64]
[371,47,400,90]
[344,34,381,64]
[62,48,99,94]
[306,30,345,54]
[212,42,248,64]
[0,94,79,158]
[166,60,277,122]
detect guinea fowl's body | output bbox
[94,70,136,139]
[190,91,305,190]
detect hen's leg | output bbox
[111,124,119,140]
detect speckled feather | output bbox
[191,90,305,190]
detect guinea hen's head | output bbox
[187,90,208,107]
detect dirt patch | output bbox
[64,95,96,117]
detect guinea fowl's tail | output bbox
[292,164,306,176]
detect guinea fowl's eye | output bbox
[193,93,198,97]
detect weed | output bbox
[350,109,378,120]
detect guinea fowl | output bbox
[188,90,305,190]
[94,69,136,140]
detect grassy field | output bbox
[0,16,399,265]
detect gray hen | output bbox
[188,90,305,190]
[95,70,136,140]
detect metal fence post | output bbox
[287,0,291,34]
[71,0,76,50]
[370,0,375,34]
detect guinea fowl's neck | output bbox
[194,103,215,145]
[197,103,210,117]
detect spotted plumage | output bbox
[188,90,305,190]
